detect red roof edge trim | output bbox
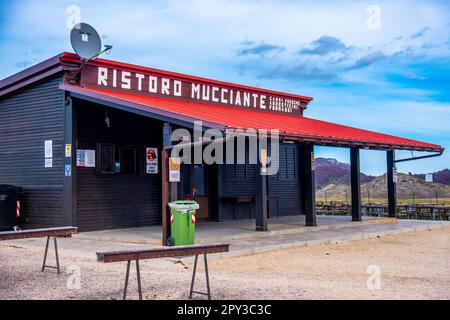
[279,133,444,153]
[225,127,442,152]
[60,52,313,103]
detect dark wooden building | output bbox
[0,53,443,242]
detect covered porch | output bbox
[61,83,444,246]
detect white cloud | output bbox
[1,0,449,174]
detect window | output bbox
[119,147,137,174]
[97,143,140,175]
[194,165,206,196]
[97,143,115,174]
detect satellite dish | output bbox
[70,23,103,60]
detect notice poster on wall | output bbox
[392,166,398,183]
[76,150,96,167]
[44,140,53,158]
[169,157,181,182]
[146,147,158,174]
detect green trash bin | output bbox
[168,200,199,246]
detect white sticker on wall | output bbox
[45,158,53,168]
[65,144,72,158]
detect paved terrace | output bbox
[73,216,449,258]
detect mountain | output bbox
[413,169,450,185]
[315,158,376,189]
[316,173,450,199]
[315,158,450,199]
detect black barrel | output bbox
[0,185,23,231]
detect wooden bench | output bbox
[97,243,230,300]
[222,196,255,222]
[0,227,78,274]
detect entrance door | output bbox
[182,164,210,220]
[193,165,209,220]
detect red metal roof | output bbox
[61,84,443,153]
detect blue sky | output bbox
[1,0,449,175]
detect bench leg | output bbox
[136,259,143,300]
[54,236,60,274]
[123,260,143,300]
[41,236,50,272]
[41,236,61,274]
[189,254,198,299]
[204,253,211,300]
[123,260,131,300]
[189,253,211,300]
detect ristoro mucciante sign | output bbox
[80,64,308,115]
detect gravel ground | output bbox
[0,227,448,300]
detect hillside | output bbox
[413,169,450,185]
[315,158,376,189]
[315,158,450,200]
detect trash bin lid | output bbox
[168,200,199,211]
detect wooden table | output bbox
[222,195,255,222]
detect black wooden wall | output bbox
[218,142,301,220]
[74,100,163,231]
[0,76,65,228]
[268,143,301,217]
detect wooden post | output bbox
[350,147,362,221]
[300,143,317,226]
[63,94,77,227]
[255,141,268,231]
[162,122,174,245]
[387,150,397,218]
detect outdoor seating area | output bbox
[316,203,450,220]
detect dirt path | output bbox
[0,227,448,300]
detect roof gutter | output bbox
[394,149,445,163]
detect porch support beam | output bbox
[62,94,77,227]
[300,143,317,226]
[162,122,175,245]
[255,141,268,231]
[387,150,397,218]
[350,147,362,221]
